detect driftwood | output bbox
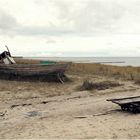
[11,103,32,109]
[73,109,119,119]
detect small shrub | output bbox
[80,80,94,90]
[79,80,122,91]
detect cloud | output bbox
[22,0,140,36]
[15,25,75,36]
[1,0,140,37]
[0,9,18,35]
[46,38,57,44]
[50,0,125,34]
[0,0,125,36]
[1,0,140,38]
[39,0,140,35]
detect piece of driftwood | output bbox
[11,103,32,109]
[74,110,119,119]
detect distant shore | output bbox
[23,57,140,67]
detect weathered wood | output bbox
[107,96,140,105]
[107,96,140,113]
[0,63,70,82]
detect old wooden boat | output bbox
[0,46,70,83]
[0,63,70,82]
[107,96,140,113]
[0,46,71,82]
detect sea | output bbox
[26,57,140,67]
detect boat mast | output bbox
[5,45,11,56]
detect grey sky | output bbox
[0,0,140,56]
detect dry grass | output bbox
[67,63,140,81]
[78,80,122,91]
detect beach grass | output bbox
[67,63,140,81]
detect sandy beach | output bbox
[0,63,140,139]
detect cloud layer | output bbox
[1,0,140,36]
[0,0,140,56]
[0,9,18,35]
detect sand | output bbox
[0,72,140,139]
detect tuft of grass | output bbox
[79,80,122,91]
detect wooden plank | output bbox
[0,63,70,82]
[107,96,140,105]
[107,96,140,101]
[0,63,68,72]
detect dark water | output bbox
[25,57,140,67]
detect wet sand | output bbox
[0,65,140,139]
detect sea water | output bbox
[26,57,140,67]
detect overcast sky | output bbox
[0,0,140,57]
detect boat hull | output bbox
[0,63,69,82]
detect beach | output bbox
[1,0,140,138]
[0,62,140,139]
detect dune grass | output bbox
[67,63,140,82]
